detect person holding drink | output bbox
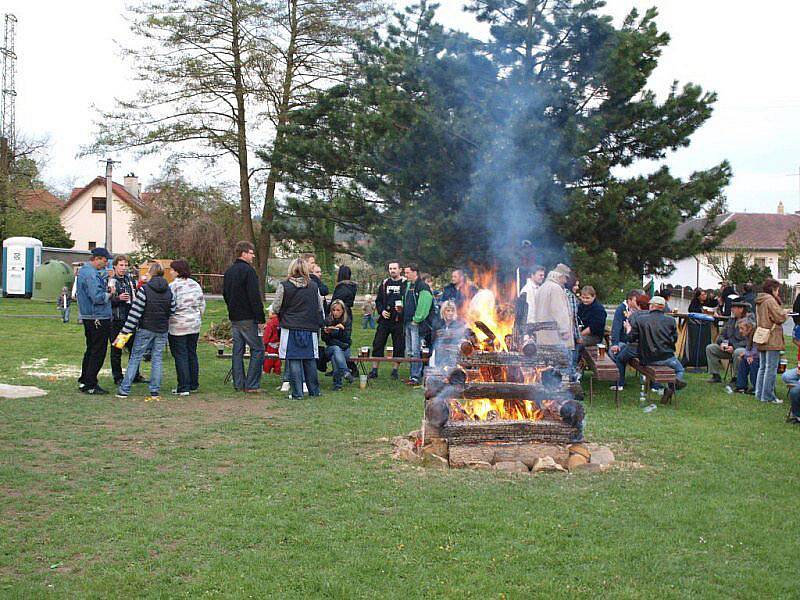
[368,261,407,380]
[322,299,354,391]
[109,255,142,385]
[705,301,752,384]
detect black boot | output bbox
[707,373,722,383]
[367,368,378,379]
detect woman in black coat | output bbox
[322,299,354,391]
[331,265,357,319]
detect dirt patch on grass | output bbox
[93,397,283,458]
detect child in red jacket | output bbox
[262,309,281,374]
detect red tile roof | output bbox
[63,176,146,214]
[676,212,800,251]
[15,188,64,213]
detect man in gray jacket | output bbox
[706,301,753,383]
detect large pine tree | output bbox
[279,1,733,292]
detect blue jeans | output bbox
[789,385,800,418]
[736,355,759,390]
[287,359,320,399]
[119,329,168,395]
[648,356,685,382]
[62,305,70,323]
[781,367,800,386]
[169,333,199,392]
[755,350,780,402]
[405,322,422,381]
[362,314,375,329]
[610,343,637,387]
[325,346,351,387]
[231,319,265,391]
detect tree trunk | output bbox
[230,0,257,259]
[257,0,298,290]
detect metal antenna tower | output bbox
[1,14,17,153]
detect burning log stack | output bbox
[395,277,604,473]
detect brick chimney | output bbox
[123,173,140,199]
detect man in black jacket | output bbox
[223,241,266,392]
[629,296,686,402]
[369,261,407,380]
[109,255,142,385]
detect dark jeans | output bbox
[736,355,759,390]
[287,359,320,399]
[110,319,138,382]
[371,318,405,358]
[231,320,265,390]
[790,385,800,419]
[79,319,111,389]
[325,346,351,387]
[169,333,200,392]
[610,343,638,387]
[362,314,375,329]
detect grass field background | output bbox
[1,298,798,598]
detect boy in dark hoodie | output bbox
[577,285,607,346]
[115,262,176,401]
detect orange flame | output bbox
[449,398,543,421]
[465,268,516,351]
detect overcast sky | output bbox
[3,0,800,213]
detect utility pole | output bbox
[102,158,119,251]
[1,14,17,154]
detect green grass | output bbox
[1,298,798,598]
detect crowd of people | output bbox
[74,247,206,400]
[71,242,800,419]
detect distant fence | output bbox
[195,273,224,294]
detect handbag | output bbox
[753,324,775,345]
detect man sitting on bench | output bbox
[629,295,687,402]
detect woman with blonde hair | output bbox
[322,299,354,391]
[273,257,324,399]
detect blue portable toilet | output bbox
[2,237,43,298]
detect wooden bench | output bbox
[581,345,622,407]
[628,358,679,407]
[350,356,429,385]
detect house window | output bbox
[88,241,96,250]
[92,197,106,213]
[754,257,766,268]
[779,259,789,279]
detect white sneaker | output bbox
[609,385,624,391]
[770,398,784,404]
[650,387,665,396]
[279,382,290,392]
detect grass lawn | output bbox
[1,297,798,598]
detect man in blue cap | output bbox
[76,247,113,394]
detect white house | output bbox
[60,174,146,255]
[653,204,800,289]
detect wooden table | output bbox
[581,345,622,407]
[671,313,727,364]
